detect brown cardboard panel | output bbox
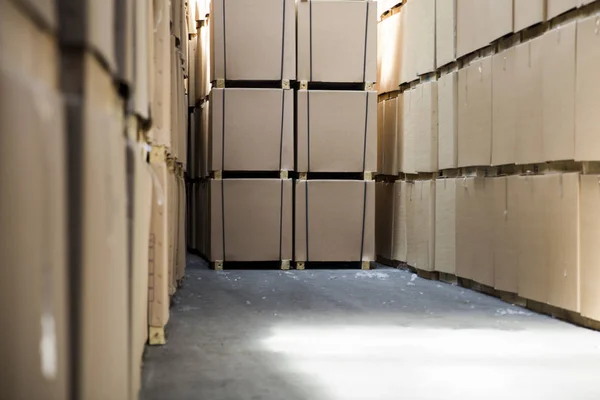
[133,0,150,119]
[210,179,293,262]
[457,56,493,167]
[414,0,436,75]
[580,175,600,321]
[189,35,197,105]
[455,177,494,286]
[436,0,456,67]
[545,173,580,312]
[295,180,375,262]
[392,180,408,262]
[492,176,519,293]
[405,182,418,267]
[151,0,172,147]
[514,0,545,32]
[12,0,57,31]
[176,176,186,281]
[298,1,376,83]
[210,88,294,172]
[488,0,513,43]
[517,175,548,304]
[0,34,68,399]
[400,0,418,83]
[575,14,600,162]
[200,100,210,178]
[515,37,544,165]
[115,0,134,88]
[542,22,576,162]
[380,97,399,175]
[396,93,405,174]
[170,37,180,158]
[297,90,377,173]
[401,89,417,173]
[437,71,458,169]
[377,100,385,173]
[413,81,438,173]
[377,11,402,94]
[456,0,490,58]
[435,178,457,275]
[547,0,578,19]
[376,182,395,260]
[492,48,517,166]
[211,0,295,80]
[413,180,436,272]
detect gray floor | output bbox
[141,254,600,400]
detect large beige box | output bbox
[515,37,544,165]
[209,179,293,262]
[377,11,402,94]
[410,180,436,271]
[456,0,513,58]
[492,48,517,166]
[150,0,171,148]
[413,0,436,76]
[392,180,408,262]
[547,0,578,19]
[376,182,395,260]
[400,90,416,173]
[580,175,600,321]
[435,178,456,275]
[297,90,377,173]
[210,88,294,172]
[0,7,69,398]
[458,57,492,167]
[575,14,600,162]
[296,180,375,262]
[298,0,377,83]
[413,81,438,173]
[456,177,494,286]
[378,97,400,175]
[210,0,296,81]
[436,0,456,67]
[514,0,545,32]
[400,0,418,83]
[437,71,458,169]
[542,22,576,162]
[492,176,519,293]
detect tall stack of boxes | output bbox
[377,0,600,325]
[295,0,377,269]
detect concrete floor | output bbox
[141,254,600,400]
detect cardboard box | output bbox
[492,176,519,293]
[295,180,375,262]
[210,88,294,172]
[209,179,293,262]
[378,97,400,175]
[0,11,68,398]
[377,11,402,93]
[376,182,395,260]
[413,81,438,173]
[56,0,116,72]
[392,180,408,262]
[297,90,377,173]
[580,175,600,321]
[435,178,456,275]
[575,14,600,161]
[514,0,545,32]
[133,0,150,120]
[211,0,296,81]
[456,177,494,286]
[542,22,576,162]
[456,0,512,58]
[170,37,180,160]
[405,182,417,267]
[150,0,172,147]
[414,0,436,76]
[176,175,186,281]
[437,71,458,169]
[547,0,578,19]
[400,90,417,173]
[436,0,456,67]
[167,167,177,295]
[298,0,377,83]
[400,0,417,83]
[488,0,513,43]
[515,37,544,164]
[413,180,436,271]
[457,56,493,167]
[114,0,134,88]
[492,48,517,166]
[200,100,210,178]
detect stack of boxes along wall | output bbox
[0,0,189,399]
[376,0,600,324]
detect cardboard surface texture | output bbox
[457,57,493,167]
[377,11,402,93]
[456,0,490,58]
[376,182,395,260]
[436,0,456,67]
[401,89,417,173]
[414,0,436,75]
[392,180,408,262]
[297,90,377,173]
[435,178,456,275]
[547,0,579,20]
[298,1,377,83]
[575,14,600,161]
[379,97,400,175]
[210,179,293,262]
[211,0,296,80]
[296,180,375,262]
[210,88,294,172]
[514,0,545,32]
[437,71,458,169]
[515,37,544,165]
[412,82,438,173]
[151,0,171,147]
[542,22,576,162]
[580,175,600,321]
[413,180,436,271]
[492,48,517,166]
[492,176,519,293]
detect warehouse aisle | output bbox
[141,255,600,400]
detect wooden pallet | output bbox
[211,260,291,271]
[214,79,291,90]
[296,261,371,270]
[299,81,375,91]
[148,326,166,346]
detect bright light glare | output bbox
[262,326,600,400]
